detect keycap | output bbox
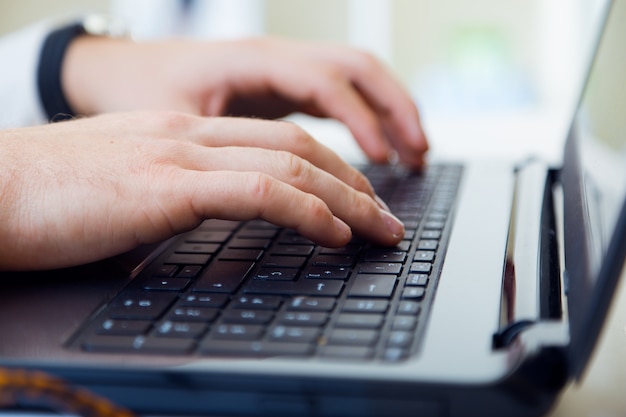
[342,299,389,313]
[245,280,343,297]
[154,321,207,338]
[199,340,312,357]
[348,275,397,298]
[193,261,254,293]
[287,297,335,312]
[335,313,384,329]
[231,295,282,310]
[221,310,274,325]
[327,329,379,346]
[304,266,350,280]
[211,324,265,340]
[107,292,177,320]
[278,312,328,326]
[97,319,151,336]
[269,326,320,343]
[358,263,402,275]
[83,335,195,354]
[168,307,219,322]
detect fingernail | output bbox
[375,195,391,213]
[380,209,405,239]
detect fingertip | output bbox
[333,216,353,244]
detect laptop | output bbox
[1,1,624,416]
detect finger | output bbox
[175,146,404,246]
[175,170,354,248]
[174,116,378,198]
[270,63,393,164]
[301,44,429,166]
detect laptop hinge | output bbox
[493,160,563,349]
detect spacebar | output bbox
[245,280,343,296]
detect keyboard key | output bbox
[387,331,413,348]
[305,266,350,280]
[219,248,263,261]
[327,329,379,346]
[212,324,264,340]
[342,299,389,313]
[176,265,203,278]
[397,301,421,316]
[364,249,407,263]
[108,292,177,320]
[165,253,212,265]
[254,268,298,281]
[83,335,194,354]
[358,263,402,275]
[392,316,417,331]
[335,313,384,329]
[410,262,432,274]
[402,287,425,300]
[245,280,343,297]
[405,274,428,286]
[278,312,329,326]
[263,256,307,268]
[421,230,441,240]
[97,319,151,336]
[272,245,315,256]
[168,307,219,322]
[199,340,312,357]
[153,264,177,277]
[269,326,320,343]
[348,275,397,298]
[319,345,374,360]
[228,238,271,249]
[154,321,207,338]
[417,240,438,251]
[231,295,282,310]
[221,310,274,325]
[186,231,232,243]
[287,297,335,312]
[175,243,219,254]
[413,251,435,262]
[179,293,229,308]
[193,260,254,293]
[138,277,191,292]
[312,255,355,267]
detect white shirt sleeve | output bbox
[0,21,53,128]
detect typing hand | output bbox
[0,112,404,271]
[62,36,428,168]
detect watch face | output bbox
[82,14,128,38]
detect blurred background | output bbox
[0,0,609,161]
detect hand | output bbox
[62,36,428,167]
[0,111,404,271]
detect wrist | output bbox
[37,16,129,120]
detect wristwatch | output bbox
[37,15,128,121]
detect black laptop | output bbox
[1,1,624,416]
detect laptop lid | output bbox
[560,0,626,379]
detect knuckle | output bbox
[283,123,316,157]
[350,169,375,195]
[153,111,195,133]
[277,151,310,184]
[250,172,274,201]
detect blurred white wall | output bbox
[0,0,607,155]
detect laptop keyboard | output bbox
[73,164,463,362]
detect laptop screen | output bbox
[563,0,626,379]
